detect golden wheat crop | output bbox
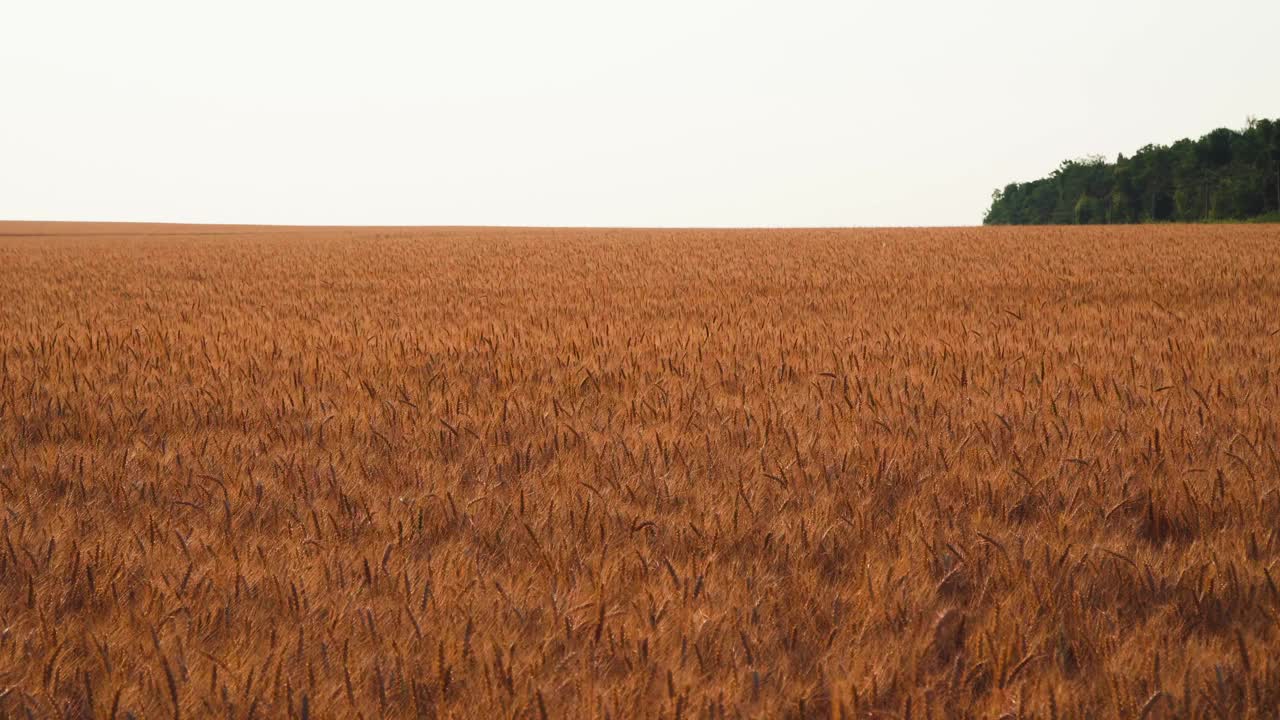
[1,223,1279,718]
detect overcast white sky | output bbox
[3,1,1278,227]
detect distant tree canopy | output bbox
[984,117,1280,224]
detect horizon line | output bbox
[0,219,984,235]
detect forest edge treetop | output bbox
[985,117,1280,225]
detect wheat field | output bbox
[1,223,1279,718]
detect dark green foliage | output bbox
[985,118,1280,224]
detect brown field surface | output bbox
[2,223,1280,718]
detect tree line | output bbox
[984,117,1280,224]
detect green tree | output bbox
[984,117,1280,224]
[1074,194,1103,224]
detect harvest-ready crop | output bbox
[1,223,1279,718]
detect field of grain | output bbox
[1,223,1279,718]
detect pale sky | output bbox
[3,0,1278,227]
